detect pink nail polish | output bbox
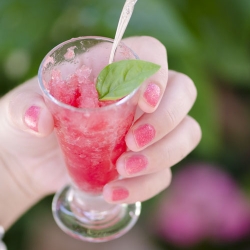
[143,83,161,107]
[125,155,148,175]
[112,187,129,201]
[24,105,40,132]
[133,124,156,147]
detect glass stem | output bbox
[68,187,120,223]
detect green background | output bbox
[1,0,250,249]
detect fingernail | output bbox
[133,124,156,148]
[24,105,41,132]
[112,187,129,201]
[125,155,148,175]
[143,83,161,107]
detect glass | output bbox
[38,36,141,242]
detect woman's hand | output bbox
[0,78,69,198]
[0,36,201,227]
[103,36,201,203]
[0,78,68,229]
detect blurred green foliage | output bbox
[1,0,249,161]
[1,0,250,249]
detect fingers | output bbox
[117,116,201,177]
[104,116,201,204]
[122,36,168,113]
[3,77,54,137]
[104,69,200,204]
[103,168,172,204]
[126,70,197,151]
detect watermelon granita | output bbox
[46,65,137,194]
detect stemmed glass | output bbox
[38,36,141,242]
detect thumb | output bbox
[4,77,54,137]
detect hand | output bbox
[103,36,201,203]
[0,36,201,220]
[0,78,69,198]
[0,77,68,229]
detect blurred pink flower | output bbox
[154,163,250,247]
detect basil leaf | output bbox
[96,59,161,100]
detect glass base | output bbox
[52,185,141,242]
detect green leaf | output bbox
[96,59,160,100]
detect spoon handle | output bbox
[109,0,138,64]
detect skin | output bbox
[0,36,201,230]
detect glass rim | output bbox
[38,36,139,113]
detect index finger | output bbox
[122,36,168,113]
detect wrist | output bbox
[0,156,41,230]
